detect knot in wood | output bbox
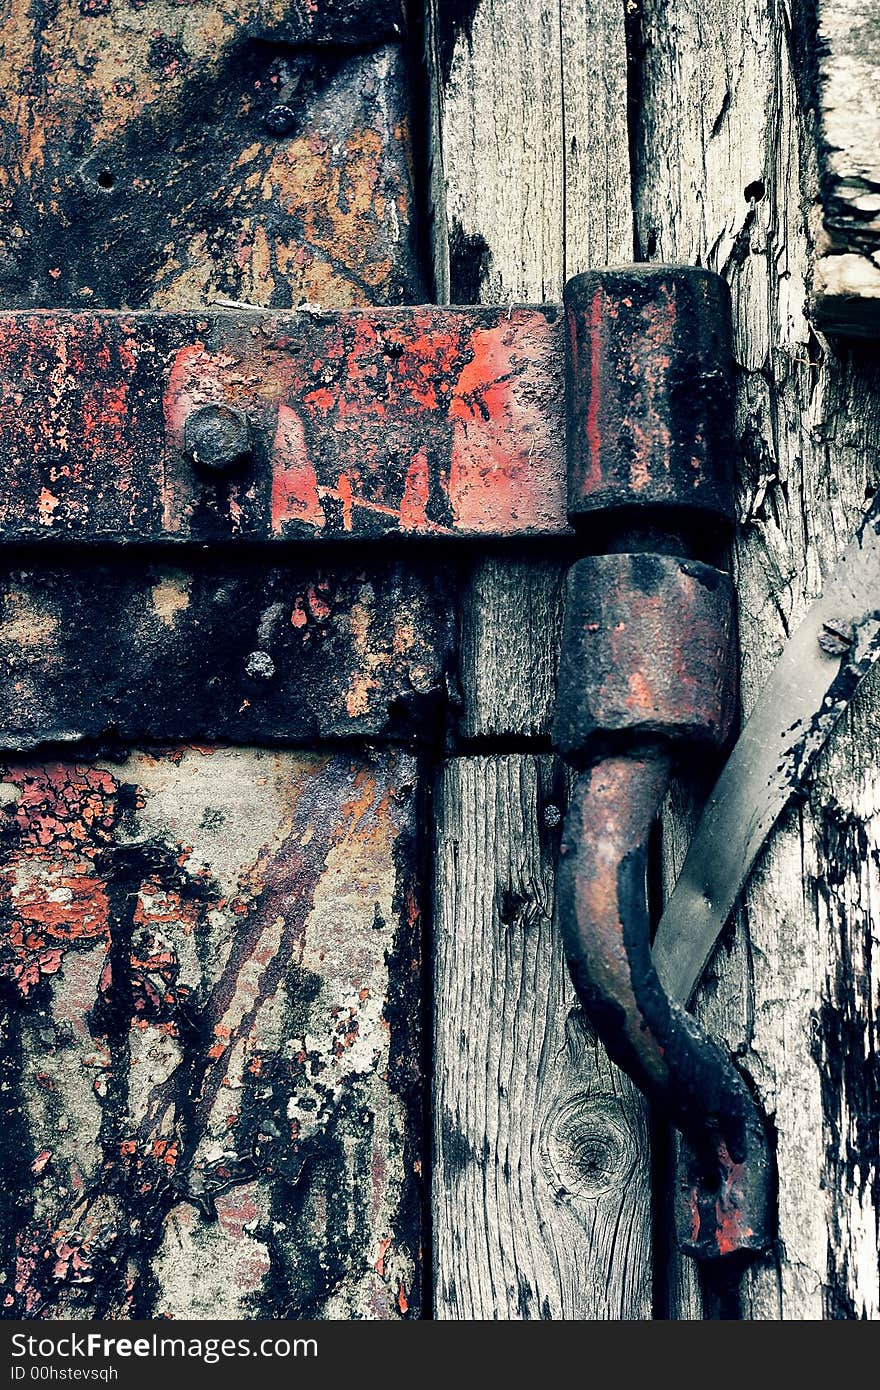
[543,1094,635,1199]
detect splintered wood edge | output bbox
[813,253,880,338]
[811,1,880,336]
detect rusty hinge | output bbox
[0,266,776,1264]
[0,309,567,544]
[553,268,774,1264]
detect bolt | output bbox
[542,803,563,829]
[184,404,252,475]
[245,650,275,681]
[264,104,296,137]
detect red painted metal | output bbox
[564,267,735,529]
[0,308,567,544]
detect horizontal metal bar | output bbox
[0,307,568,546]
[0,559,456,747]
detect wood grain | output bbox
[433,757,652,1319]
[427,0,654,1320]
[457,559,567,743]
[427,0,632,740]
[636,0,880,1319]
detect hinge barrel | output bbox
[554,266,775,1262]
[565,267,736,529]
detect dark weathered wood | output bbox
[428,0,653,1320]
[811,1,880,334]
[433,757,652,1319]
[458,559,568,742]
[0,29,421,311]
[0,9,429,1320]
[636,0,880,1319]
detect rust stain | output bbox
[2,747,423,1318]
[0,17,415,313]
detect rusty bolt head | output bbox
[264,105,297,137]
[184,404,252,475]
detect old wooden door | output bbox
[0,4,441,1320]
[429,0,879,1321]
[0,0,877,1323]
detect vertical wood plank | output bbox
[428,0,653,1319]
[457,561,567,743]
[637,0,880,1319]
[430,0,633,306]
[433,757,652,1319]
[428,0,633,741]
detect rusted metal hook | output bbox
[554,268,775,1261]
[558,755,773,1259]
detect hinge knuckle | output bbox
[554,265,775,1264]
[564,266,737,529]
[553,552,737,762]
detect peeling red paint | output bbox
[0,765,120,996]
[375,1236,391,1277]
[3,748,423,1317]
[0,308,567,543]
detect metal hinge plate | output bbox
[0,308,567,545]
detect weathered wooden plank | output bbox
[428,0,654,1321]
[427,0,633,740]
[811,1,880,335]
[429,0,633,305]
[433,757,652,1319]
[636,0,880,1319]
[1,748,424,1318]
[457,559,568,743]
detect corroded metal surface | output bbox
[0,18,418,312]
[553,553,737,759]
[559,757,774,1261]
[554,556,773,1259]
[554,266,775,1262]
[564,268,735,528]
[0,562,455,749]
[0,747,424,1317]
[0,307,566,543]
